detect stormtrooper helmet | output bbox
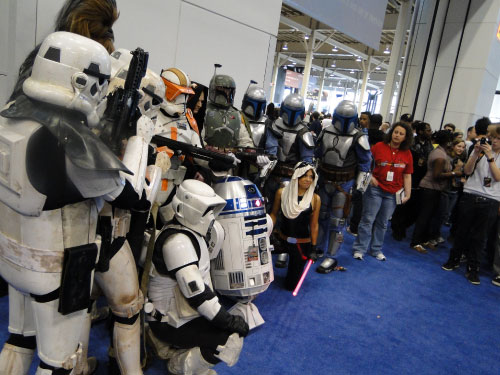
[171,179,227,237]
[208,74,236,108]
[23,31,111,127]
[332,100,358,134]
[280,93,305,127]
[242,84,266,120]
[108,49,165,124]
[160,68,194,116]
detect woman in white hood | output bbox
[270,162,321,290]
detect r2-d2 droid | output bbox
[211,177,274,329]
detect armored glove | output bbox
[212,309,249,337]
[256,155,271,168]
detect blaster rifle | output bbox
[101,48,149,154]
[152,135,235,169]
[218,147,277,189]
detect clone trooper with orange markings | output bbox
[153,68,206,223]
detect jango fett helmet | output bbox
[23,31,111,128]
[332,100,358,134]
[209,74,236,108]
[241,84,266,120]
[280,93,305,127]
[171,179,227,237]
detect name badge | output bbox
[386,171,394,182]
[484,177,492,187]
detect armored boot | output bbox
[0,343,35,375]
[113,317,143,374]
[167,347,216,375]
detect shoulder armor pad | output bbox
[357,133,370,151]
[271,118,285,138]
[162,232,199,271]
[185,108,199,135]
[300,128,315,149]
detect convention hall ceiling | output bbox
[276,0,410,89]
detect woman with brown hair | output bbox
[352,122,414,261]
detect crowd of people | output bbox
[1,1,500,375]
[303,110,500,288]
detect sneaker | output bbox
[411,244,428,254]
[465,270,480,285]
[436,236,446,244]
[346,226,358,236]
[423,241,437,250]
[353,252,363,260]
[492,275,500,287]
[442,260,459,271]
[374,253,386,261]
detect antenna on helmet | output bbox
[247,79,258,91]
[213,63,222,75]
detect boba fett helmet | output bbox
[280,93,305,127]
[208,74,236,108]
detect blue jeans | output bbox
[352,185,396,256]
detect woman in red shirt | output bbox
[352,122,413,260]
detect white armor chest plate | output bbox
[155,114,197,145]
[148,225,212,326]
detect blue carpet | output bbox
[1,226,500,374]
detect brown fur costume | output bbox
[8,0,118,102]
[55,0,118,53]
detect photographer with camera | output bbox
[442,125,500,285]
[467,117,491,156]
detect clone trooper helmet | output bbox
[109,49,165,123]
[172,179,227,237]
[160,68,195,116]
[332,100,358,134]
[241,84,266,120]
[280,93,305,127]
[208,74,236,108]
[23,31,111,128]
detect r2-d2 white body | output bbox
[211,176,274,329]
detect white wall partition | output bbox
[0,0,281,107]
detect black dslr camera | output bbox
[480,138,492,145]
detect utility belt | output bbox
[279,231,311,244]
[272,162,295,178]
[319,163,356,183]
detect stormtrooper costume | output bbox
[153,67,207,223]
[202,74,254,149]
[264,94,315,268]
[315,100,372,273]
[0,32,127,375]
[146,180,249,375]
[74,49,168,375]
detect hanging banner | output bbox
[284,70,303,89]
[284,0,387,50]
